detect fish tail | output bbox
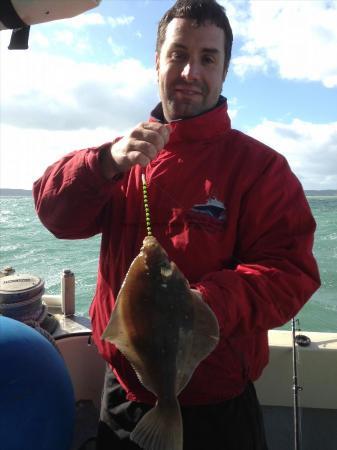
[130,399,183,450]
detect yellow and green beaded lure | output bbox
[141,173,152,237]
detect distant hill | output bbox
[0,189,32,196]
[0,188,336,197]
[305,190,337,196]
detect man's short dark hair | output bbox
[156,0,233,72]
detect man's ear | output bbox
[222,66,228,82]
[155,51,160,74]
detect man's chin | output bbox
[168,102,204,121]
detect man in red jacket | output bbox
[34,1,320,449]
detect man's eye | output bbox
[203,55,215,64]
[171,52,186,61]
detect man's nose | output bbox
[181,62,200,81]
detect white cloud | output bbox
[107,16,135,28]
[62,12,105,28]
[1,3,335,191]
[0,46,157,131]
[107,37,125,57]
[222,0,337,87]
[0,38,157,189]
[30,30,50,48]
[247,119,337,190]
[231,54,267,78]
[54,30,74,46]
[60,12,134,29]
[3,117,335,191]
[23,24,89,53]
[25,12,135,53]
[0,125,125,190]
[227,97,240,120]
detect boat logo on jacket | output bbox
[186,197,226,233]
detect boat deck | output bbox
[52,315,337,450]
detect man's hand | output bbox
[101,122,171,180]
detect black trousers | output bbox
[96,366,268,450]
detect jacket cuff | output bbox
[85,142,124,187]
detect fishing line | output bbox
[142,173,152,236]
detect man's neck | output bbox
[151,96,226,123]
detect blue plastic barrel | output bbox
[0,316,75,450]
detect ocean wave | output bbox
[313,299,337,313]
[1,196,336,331]
[0,244,20,252]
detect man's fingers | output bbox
[129,139,158,161]
[109,121,172,174]
[142,121,171,144]
[127,149,151,168]
[133,122,171,150]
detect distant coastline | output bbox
[1,188,336,197]
[0,188,33,196]
[305,190,337,197]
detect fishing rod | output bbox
[291,317,311,450]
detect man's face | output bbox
[156,18,227,122]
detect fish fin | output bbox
[130,365,157,397]
[190,289,220,348]
[102,312,146,382]
[102,312,156,395]
[101,255,145,344]
[130,400,183,450]
[175,290,219,395]
[101,307,122,343]
[101,306,137,363]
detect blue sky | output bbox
[1,0,336,190]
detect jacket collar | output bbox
[150,96,231,145]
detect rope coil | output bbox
[0,281,58,348]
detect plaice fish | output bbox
[101,235,219,450]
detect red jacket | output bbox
[34,98,320,405]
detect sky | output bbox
[0,0,336,190]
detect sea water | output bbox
[0,195,336,332]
